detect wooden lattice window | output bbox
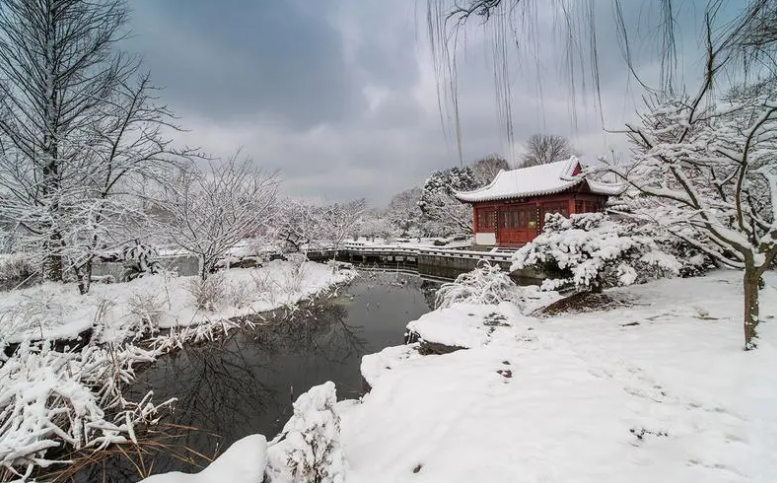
[477,209,496,231]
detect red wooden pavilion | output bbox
[454,158,622,247]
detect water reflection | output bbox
[72,272,433,481]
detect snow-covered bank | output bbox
[0,259,356,344]
[0,260,356,476]
[342,270,777,483]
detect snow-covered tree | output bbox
[157,156,278,280]
[512,213,680,293]
[0,0,189,283]
[418,166,478,236]
[597,62,777,348]
[358,211,398,242]
[273,198,326,254]
[322,199,367,259]
[386,187,423,236]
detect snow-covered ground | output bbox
[143,269,777,483]
[0,259,356,344]
[344,269,777,483]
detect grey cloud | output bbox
[127,0,363,128]
[119,0,725,206]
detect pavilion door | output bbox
[498,205,537,245]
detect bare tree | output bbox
[273,198,325,254]
[471,153,509,182]
[322,199,367,262]
[157,156,278,280]
[0,0,188,283]
[521,134,576,167]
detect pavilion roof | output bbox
[454,157,623,203]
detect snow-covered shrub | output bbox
[0,254,37,287]
[639,225,717,278]
[512,213,680,293]
[265,381,345,483]
[187,273,227,312]
[0,343,169,477]
[225,278,254,309]
[121,243,161,282]
[435,262,517,309]
[282,254,308,295]
[127,291,165,336]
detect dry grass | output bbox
[22,423,220,483]
[127,291,165,336]
[186,274,227,312]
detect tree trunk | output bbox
[199,255,208,280]
[44,232,64,282]
[743,265,760,350]
[76,257,94,295]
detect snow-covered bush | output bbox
[638,225,717,278]
[0,254,37,287]
[265,381,345,483]
[187,273,227,312]
[0,343,169,477]
[512,213,680,293]
[435,262,517,309]
[121,243,161,282]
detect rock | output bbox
[405,330,466,355]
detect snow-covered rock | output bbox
[405,302,525,351]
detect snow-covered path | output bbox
[341,270,777,483]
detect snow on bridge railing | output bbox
[416,247,514,263]
[341,242,515,263]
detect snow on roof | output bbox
[454,157,623,203]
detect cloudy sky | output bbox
[124,0,742,206]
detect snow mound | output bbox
[266,381,346,483]
[360,343,424,389]
[139,434,267,483]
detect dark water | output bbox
[72,272,435,481]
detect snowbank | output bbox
[139,434,267,483]
[405,302,525,349]
[360,343,424,389]
[342,269,777,482]
[0,259,356,344]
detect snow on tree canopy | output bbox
[418,166,481,236]
[512,213,681,292]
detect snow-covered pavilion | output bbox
[454,157,623,247]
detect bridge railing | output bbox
[341,242,515,263]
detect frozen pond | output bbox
[75,271,435,481]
